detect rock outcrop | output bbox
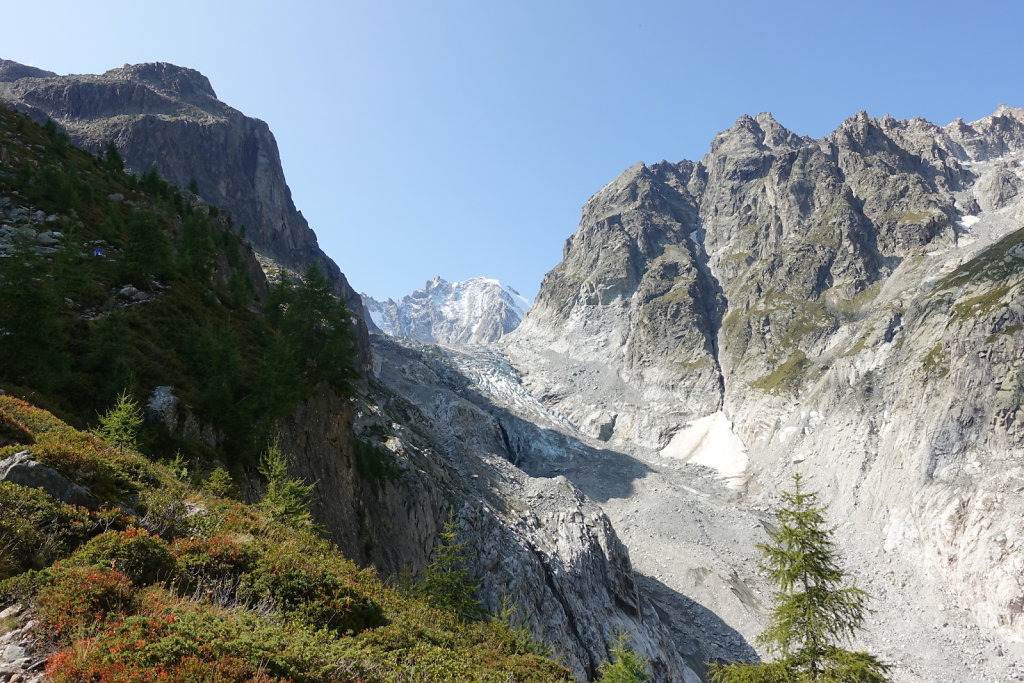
[364,335,699,681]
[501,106,1024,680]
[253,347,697,681]
[0,604,45,683]
[362,276,530,345]
[0,451,99,510]
[0,59,370,365]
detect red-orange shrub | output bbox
[36,565,137,637]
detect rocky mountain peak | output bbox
[422,274,447,292]
[362,276,530,346]
[705,112,811,174]
[502,103,1024,680]
[602,160,650,190]
[0,59,56,82]
[102,62,218,100]
[752,111,805,149]
[829,109,895,150]
[710,113,771,155]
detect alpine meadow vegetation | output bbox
[0,395,573,681]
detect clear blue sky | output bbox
[5,1,1022,300]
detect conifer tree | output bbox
[413,515,486,621]
[94,390,144,453]
[597,631,650,682]
[256,440,315,530]
[710,474,889,682]
[104,140,124,174]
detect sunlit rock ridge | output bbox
[495,106,1024,680]
[362,276,530,345]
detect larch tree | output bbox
[709,473,890,682]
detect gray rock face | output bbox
[362,276,530,346]
[258,359,697,681]
[0,59,370,366]
[502,106,1024,679]
[0,603,46,683]
[0,59,56,82]
[145,386,225,450]
[0,451,99,509]
[367,336,698,681]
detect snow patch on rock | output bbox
[659,412,748,489]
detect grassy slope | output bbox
[0,396,570,681]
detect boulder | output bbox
[0,451,99,509]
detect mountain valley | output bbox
[0,58,1022,682]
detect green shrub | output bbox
[171,535,255,595]
[45,589,366,682]
[237,540,386,635]
[0,568,53,605]
[138,485,194,539]
[63,528,176,585]
[0,482,92,579]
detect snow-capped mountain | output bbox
[361,276,530,345]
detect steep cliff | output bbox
[0,59,370,364]
[502,107,1024,680]
[256,354,699,681]
[362,336,700,681]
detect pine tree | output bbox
[94,390,144,453]
[256,440,315,530]
[412,515,486,621]
[597,631,650,682]
[709,474,889,682]
[104,140,124,174]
